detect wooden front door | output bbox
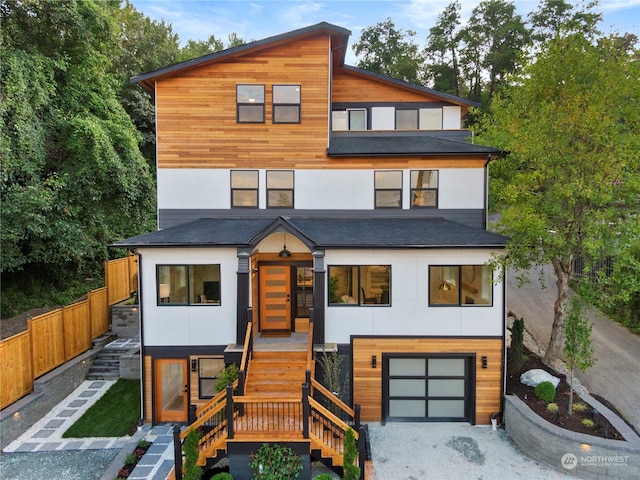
[155,359,188,423]
[259,265,291,332]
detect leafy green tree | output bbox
[179,34,225,61]
[183,428,203,480]
[563,297,595,415]
[478,31,640,366]
[352,18,425,84]
[528,0,601,44]
[1,0,155,291]
[424,1,463,96]
[343,428,360,480]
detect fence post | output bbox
[358,425,366,480]
[188,404,196,425]
[354,404,361,431]
[238,369,245,417]
[226,384,234,439]
[173,425,183,480]
[302,382,310,439]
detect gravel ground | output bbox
[368,423,576,480]
[0,449,119,480]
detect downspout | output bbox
[484,154,491,231]
[135,250,146,424]
[494,255,508,430]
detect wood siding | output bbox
[0,332,33,409]
[144,355,153,422]
[155,33,331,169]
[352,337,503,424]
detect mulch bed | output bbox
[506,347,624,440]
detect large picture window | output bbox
[231,170,258,207]
[237,84,265,123]
[273,85,301,123]
[331,109,367,131]
[157,264,221,305]
[429,265,492,306]
[411,170,438,208]
[329,265,390,306]
[375,171,402,208]
[266,170,294,208]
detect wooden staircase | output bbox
[169,323,364,479]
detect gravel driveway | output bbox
[0,450,119,480]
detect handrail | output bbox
[306,321,314,372]
[182,399,227,440]
[195,379,238,417]
[309,397,358,439]
[311,378,355,418]
[239,321,253,372]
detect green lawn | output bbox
[63,379,140,438]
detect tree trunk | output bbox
[543,258,571,365]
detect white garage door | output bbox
[383,355,474,422]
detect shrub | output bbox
[508,316,526,372]
[211,473,233,480]
[313,474,334,480]
[546,403,559,414]
[183,428,203,480]
[582,418,595,428]
[124,453,136,465]
[215,364,239,393]
[342,428,360,480]
[250,443,302,480]
[573,402,588,413]
[534,381,556,403]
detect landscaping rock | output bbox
[520,369,560,388]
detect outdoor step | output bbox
[251,350,308,360]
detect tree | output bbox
[179,34,224,61]
[424,1,463,96]
[528,0,601,44]
[478,30,640,366]
[1,0,155,281]
[563,297,595,415]
[343,428,360,480]
[352,18,425,84]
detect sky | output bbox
[130,0,640,64]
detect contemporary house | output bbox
[114,22,508,476]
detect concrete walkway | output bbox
[507,264,640,432]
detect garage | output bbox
[382,354,476,423]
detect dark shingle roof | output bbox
[327,133,503,157]
[112,216,508,249]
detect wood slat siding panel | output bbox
[0,331,33,409]
[332,68,455,104]
[128,255,139,294]
[144,355,153,422]
[63,301,92,361]
[30,310,65,378]
[89,287,109,339]
[106,257,131,305]
[352,337,503,425]
[156,34,331,170]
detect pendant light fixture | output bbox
[279,233,291,258]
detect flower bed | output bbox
[115,440,152,480]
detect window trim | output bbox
[374,170,403,209]
[266,170,294,209]
[272,84,301,124]
[428,265,493,307]
[230,170,259,208]
[236,84,265,124]
[328,265,391,307]
[156,264,222,306]
[410,170,439,209]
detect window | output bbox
[329,265,390,306]
[375,171,402,208]
[331,109,367,130]
[157,264,221,305]
[198,357,225,399]
[237,84,265,123]
[396,109,418,130]
[273,85,301,123]
[231,170,258,208]
[429,265,492,306]
[296,266,313,317]
[266,170,294,208]
[420,108,443,130]
[411,170,438,208]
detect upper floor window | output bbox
[332,109,367,131]
[266,170,294,208]
[273,85,301,123]
[237,84,265,123]
[231,170,258,208]
[375,171,402,208]
[411,170,438,208]
[429,265,492,306]
[329,265,390,306]
[396,108,418,130]
[157,264,221,305]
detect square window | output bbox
[411,170,438,208]
[198,357,225,399]
[375,171,402,208]
[273,85,300,123]
[267,170,294,208]
[237,85,265,123]
[231,170,258,208]
[396,109,418,129]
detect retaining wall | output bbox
[504,395,640,479]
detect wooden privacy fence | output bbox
[0,255,138,410]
